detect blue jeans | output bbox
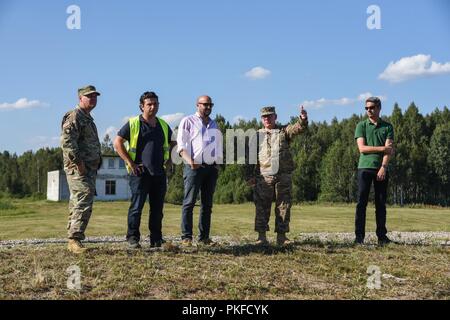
[127,173,167,243]
[355,169,389,240]
[181,164,218,240]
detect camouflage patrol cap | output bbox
[260,106,276,116]
[78,85,101,97]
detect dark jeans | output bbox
[355,169,389,240]
[181,164,218,240]
[127,173,167,243]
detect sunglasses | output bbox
[199,103,214,107]
[365,106,376,111]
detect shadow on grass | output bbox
[205,244,297,256]
[83,239,411,257]
[40,239,428,258]
[196,239,360,256]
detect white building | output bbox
[47,155,131,201]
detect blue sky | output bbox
[1,0,449,154]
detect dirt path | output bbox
[1,231,449,247]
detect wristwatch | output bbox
[382,164,388,169]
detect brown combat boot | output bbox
[68,239,87,254]
[276,233,292,246]
[255,232,269,245]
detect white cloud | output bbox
[0,98,49,110]
[357,92,374,101]
[121,115,134,124]
[244,66,271,80]
[379,54,450,83]
[160,112,185,127]
[301,92,387,110]
[28,136,60,150]
[103,126,118,140]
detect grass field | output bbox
[1,199,450,240]
[0,199,449,300]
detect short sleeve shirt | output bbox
[354,118,394,169]
[118,116,173,176]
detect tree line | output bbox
[1,102,449,206]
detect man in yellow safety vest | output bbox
[114,91,176,249]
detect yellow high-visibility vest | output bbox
[126,116,170,173]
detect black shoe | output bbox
[128,238,141,249]
[354,237,364,245]
[150,240,163,248]
[378,237,392,245]
[198,238,216,246]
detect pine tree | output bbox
[428,122,450,205]
[101,134,116,155]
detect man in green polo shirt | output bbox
[354,97,394,245]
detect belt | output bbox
[201,163,216,166]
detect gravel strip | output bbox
[0,232,449,248]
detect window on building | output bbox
[105,180,116,195]
[108,158,115,169]
[119,159,125,169]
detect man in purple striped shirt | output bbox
[176,95,223,246]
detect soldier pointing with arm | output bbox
[253,105,308,245]
[61,85,102,254]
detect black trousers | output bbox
[127,173,167,243]
[355,169,388,240]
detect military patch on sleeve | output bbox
[62,119,74,131]
[61,111,77,133]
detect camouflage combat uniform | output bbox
[254,107,308,233]
[61,105,101,240]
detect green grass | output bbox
[0,199,16,211]
[0,199,449,240]
[0,242,448,299]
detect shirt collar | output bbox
[76,105,93,120]
[195,112,211,126]
[366,117,383,127]
[139,114,159,127]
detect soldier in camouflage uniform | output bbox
[252,106,308,245]
[60,85,102,254]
